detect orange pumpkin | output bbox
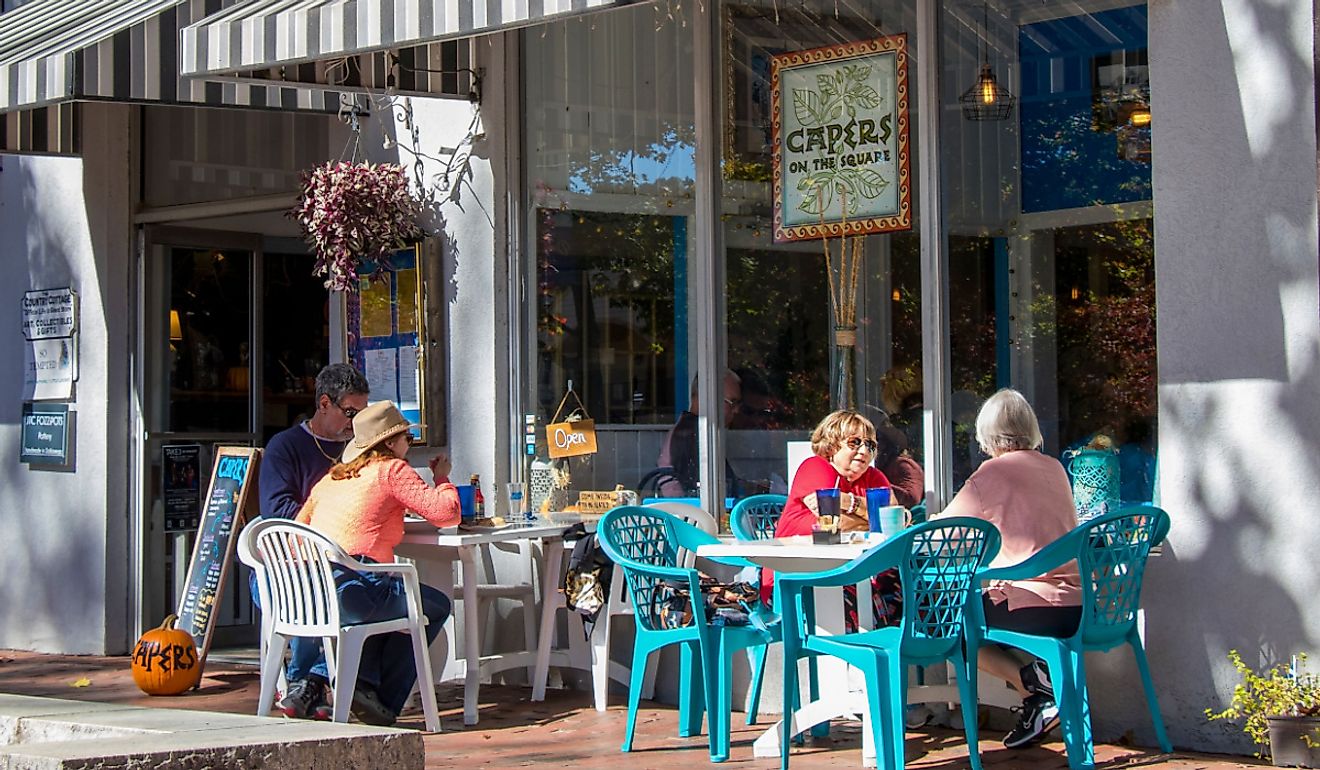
[130,614,201,695]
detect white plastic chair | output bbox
[238,518,442,731]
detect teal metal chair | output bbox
[776,517,1001,770]
[968,506,1172,770]
[729,494,788,725]
[596,506,774,762]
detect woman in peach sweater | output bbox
[937,389,1081,750]
[297,400,460,727]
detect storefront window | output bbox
[720,0,925,509]
[525,6,696,500]
[940,1,1157,508]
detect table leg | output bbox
[531,538,564,701]
[459,547,481,725]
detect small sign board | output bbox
[20,402,71,465]
[162,444,203,532]
[576,489,639,514]
[176,447,261,670]
[546,419,598,459]
[22,287,78,340]
[23,337,77,400]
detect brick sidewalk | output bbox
[0,651,1260,769]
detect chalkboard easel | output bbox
[175,446,261,675]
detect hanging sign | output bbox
[545,386,597,459]
[772,35,912,242]
[23,337,77,400]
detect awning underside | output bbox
[181,0,639,78]
[0,0,366,116]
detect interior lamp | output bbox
[169,310,183,342]
[959,2,1016,121]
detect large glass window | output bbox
[525,6,696,499]
[720,0,926,511]
[940,1,1157,509]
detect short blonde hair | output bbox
[975,389,1043,456]
[811,410,877,458]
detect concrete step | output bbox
[0,694,424,770]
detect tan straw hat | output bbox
[341,400,419,463]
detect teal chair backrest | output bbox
[1068,449,1121,521]
[780,517,1000,661]
[729,494,787,541]
[1074,505,1170,647]
[597,506,719,633]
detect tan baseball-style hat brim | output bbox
[341,400,421,463]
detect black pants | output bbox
[982,594,1081,638]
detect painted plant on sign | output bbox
[290,161,424,292]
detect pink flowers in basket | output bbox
[290,161,424,292]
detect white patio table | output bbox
[396,519,574,725]
[696,536,1018,765]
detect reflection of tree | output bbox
[536,209,679,423]
[1053,217,1156,443]
[1021,102,1151,211]
[726,247,830,428]
[556,122,696,201]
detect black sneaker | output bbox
[278,675,331,720]
[1003,693,1060,749]
[1020,659,1055,700]
[350,683,398,727]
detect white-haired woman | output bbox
[938,388,1081,749]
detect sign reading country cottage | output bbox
[21,288,77,340]
[772,36,911,242]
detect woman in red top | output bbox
[764,410,891,603]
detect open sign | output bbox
[546,419,598,459]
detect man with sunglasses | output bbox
[254,362,369,719]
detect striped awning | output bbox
[0,0,360,118]
[181,0,638,78]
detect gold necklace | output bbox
[307,422,340,463]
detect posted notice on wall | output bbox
[23,337,77,400]
[22,287,78,400]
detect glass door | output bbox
[141,228,260,644]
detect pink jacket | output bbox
[939,450,1081,610]
[297,458,460,564]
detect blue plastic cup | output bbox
[455,485,475,521]
[815,488,841,521]
[866,487,892,532]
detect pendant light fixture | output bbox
[959,0,1016,121]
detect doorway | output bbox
[138,227,332,644]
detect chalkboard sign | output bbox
[175,446,261,670]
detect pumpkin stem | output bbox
[159,614,179,631]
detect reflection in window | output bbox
[727,247,830,431]
[536,210,680,425]
[1053,219,1156,504]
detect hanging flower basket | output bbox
[290,160,424,292]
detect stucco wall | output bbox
[0,103,134,654]
[1105,0,1320,755]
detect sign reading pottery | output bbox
[21,288,77,340]
[772,36,911,242]
[20,402,70,465]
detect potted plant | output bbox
[290,160,424,292]
[1206,650,1320,767]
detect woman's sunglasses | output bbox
[844,437,878,453]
